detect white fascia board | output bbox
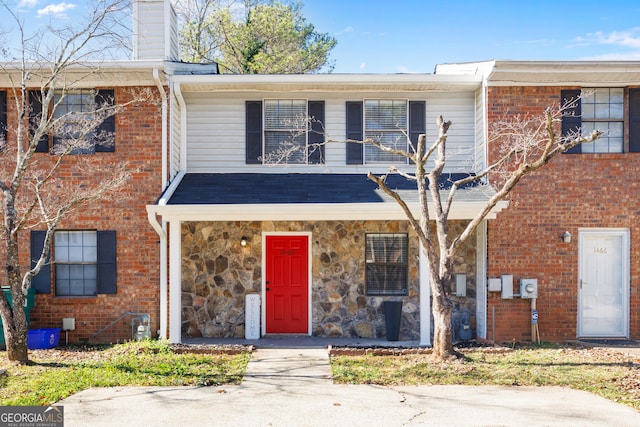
[147,200,508,222]
[170,73,482,92]
[435,60,640,86]
[0,60,167,87]
[485,60,640,87]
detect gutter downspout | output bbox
[146,78,188,342]
[152,68,168,339]
[146,170,185,340]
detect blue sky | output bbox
[3,0,640,73]
[302,0,640,73]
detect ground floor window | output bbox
[54,230,98,296]
[365,233,408,295]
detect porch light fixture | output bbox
[561,231,572,243]
[240,236,248,247]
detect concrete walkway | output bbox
[59,346,640,427]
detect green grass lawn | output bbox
[3,340,639,411]
[0,340,251,406]
[331,344,640,410]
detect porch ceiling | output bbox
[148,173,508,221]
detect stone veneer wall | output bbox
[181,220,476,340]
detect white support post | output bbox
[169,220,182,343]
[419,246,431,346]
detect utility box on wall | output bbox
[520,279,538,299]
[501,275,513,299]
[455,274,467,297]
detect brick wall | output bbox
[0,86,163,343]
[486,86,640,343]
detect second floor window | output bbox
[364,99,408,164]
[32,89,115,154]
[245,100,325,165]
[54,91,99,154]
[581,88,624,153]
[562,88,640,154]
[264,99,308,164]
[346,100,424,165]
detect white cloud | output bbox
[574,28,640,49]
[18,0,38,8]
[335,26,354,36]
[581,51,640,61]
[37,2,76,18]
[359,62,366,70]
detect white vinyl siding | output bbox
[168,3,179,61]
[133,0,169,60]
[170,92,181,177]
[474,88,486,172]
[184,91,476,174]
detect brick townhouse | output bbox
[3,0,639,345]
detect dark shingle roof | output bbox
[164,173,477,205]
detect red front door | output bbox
[265,235,309,334]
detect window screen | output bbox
[53,90,99,154]
[54,230,98,296]
[364,99,408,164]
[581,88,624,153]
[365,233,408,295]
[264,99,308,164]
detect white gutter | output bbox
[146,73,188,340]
[157,170,186,206]
[145,170,186,340]
[153,69,168,190]
[147,77,187,339]
[150,68,169,340]
[147,198,509,222]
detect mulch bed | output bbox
[169,344,254,355]
[328,338,512,357]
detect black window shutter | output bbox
[97,230,117,294]
[409,101,426,155]
[307,101,325,164]
[561,90,582,154]
[95,90,115,152]
[246,101,263,164]
[346,101,363,164]
[30,230,51,294]
[629,89,640,152]
[29,91,50,153]
[0,90,6,146]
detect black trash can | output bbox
[383,300,402,341]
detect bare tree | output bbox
[261,100,599,359]
[0,0,141,364]
[363,103,600,360]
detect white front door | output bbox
[578,229,629,338]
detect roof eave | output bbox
[146,200,509,222]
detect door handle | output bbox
[266,287,270,292]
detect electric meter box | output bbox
[520,279,538,299]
